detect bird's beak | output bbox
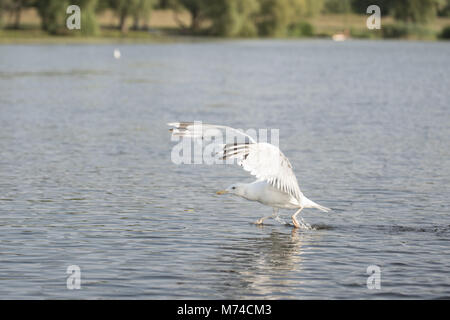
[216,190,228,195]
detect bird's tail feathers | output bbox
[304,198,331,212]
[313,203,331,212]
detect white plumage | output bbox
[168,122,330,229]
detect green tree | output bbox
[169,0,208,32]
[322,0,351,13]
[437,0,450,16]
[258,0,307,37]
[37,0,70,34]
[96,0,111,12]
[0,1,3,28]
[392,0,439,24]
[74,0,99,35]
[108,0,153,32]
[207,0,260,37]
[36,0,99,35]
[304,0,323,17]
[108,0,132,32]
[131,0,154,30]
[0,0,36,29]
[350,0,394,14]
[155,0,169,9]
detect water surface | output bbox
[0,40,449,299]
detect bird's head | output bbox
[216,183,244,196]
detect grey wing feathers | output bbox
[168,122,256,143]
[168,122,302,200]
[221,142,303,200]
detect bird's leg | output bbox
[256,208,281,225]
[292,207,304,229]
[255,214,272,225]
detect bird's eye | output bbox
[232,187,236,190]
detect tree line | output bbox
[0,0,449,36]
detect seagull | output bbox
[168,122,330,229]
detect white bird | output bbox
[168,122,330,229]
[113,48,121,59]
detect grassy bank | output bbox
[305,13,450,39]
[0,28,195,44]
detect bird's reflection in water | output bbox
[210,227,323,299]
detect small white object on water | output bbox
[113,48,121,59]
[168,122,331,229]
[332,33,348,41]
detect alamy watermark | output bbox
[366,5,381,30]
[170,121,279,165]
[66,265,81,290]
[366,265,381,290]
[66,5,81,30]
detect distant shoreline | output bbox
[2,38,448,46]
[1,9,449,44]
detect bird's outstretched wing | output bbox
[168,122,256,143]
[168,122,302,200]
[222,142,303,200]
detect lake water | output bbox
[0,40,449,299]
